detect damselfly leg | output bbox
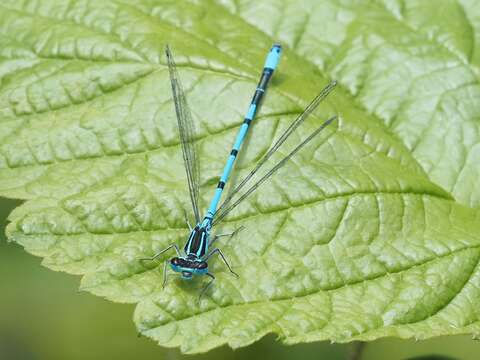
[205,248,239,278]
[162,260,169,288]
[210,226,245,247]
[140,243,181,262]
[199,273,216,301]
[141,243,182,289]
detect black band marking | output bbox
[217,181,225,189]
[230,149,238,157]
[251,90,264,105]
[243,118,252,125]
[257,69,273,89]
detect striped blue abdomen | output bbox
[204,44,282,222]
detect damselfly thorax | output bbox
[171,225,210,279]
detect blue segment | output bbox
[233,124,249,150]
[246,104,256,120]
[207,187,223,216]
[220,155,236,182]
[264,44,282,70]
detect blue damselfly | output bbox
[142,44,337,299]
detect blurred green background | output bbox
[0,197,478,360]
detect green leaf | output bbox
[3,0,480,354]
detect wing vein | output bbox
[166,46,201,223]
[213,114,337,225]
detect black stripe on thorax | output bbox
[184,230,195,253]
[200,232,207,257]
[186,228,207,257]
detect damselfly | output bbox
[142,44,337,299]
